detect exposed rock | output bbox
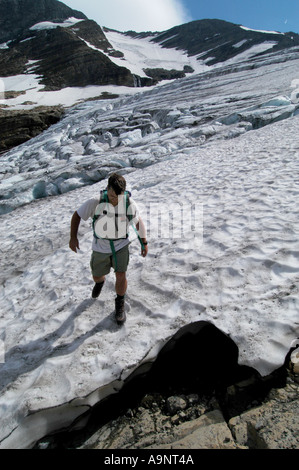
[0,0,87,43]
[148,19,299,65]
[0,24,135,91]
[166,396,188,415]
[76,396,228,450]
[34,344,299,450]
[89,409,236,450]
[290,347,299,374]
[74,369,298,450]
[229,382,299,449]
[1,90,26,100]
[0,106,64,151]
[70,19,120,55]
[143,68,186,82]
[0,3,146,95]
[142,66,194,83]
[148,410,237,449]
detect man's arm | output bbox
[69,211,81,253]
[136,217,148,257]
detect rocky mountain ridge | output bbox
[2,1,299,95]
[147,18,299,65]
[0,18,134,90]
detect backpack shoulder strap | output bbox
[124,190,133,220]
[92,190,109,238]
[100,189,108,203]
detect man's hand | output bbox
[141,243,148,258]
[69,236,79,253]
[136,219,148,258]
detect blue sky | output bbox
[184,0,299,34]
[63,0,299,33]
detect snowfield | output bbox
[103,29,210,77]
[0,45,299,448]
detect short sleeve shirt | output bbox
[77,195,139,254]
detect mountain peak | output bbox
[150,18,299,65]
[0,0,87,43]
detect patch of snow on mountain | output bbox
[0,75,141,110]
[29,17,84,31]
[233,39,248,48]
[104,30,209,77]
[224,41,278,64]
[240,25,284,35]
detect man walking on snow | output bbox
[69,173,148,324]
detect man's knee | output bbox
[115,271,126,281]
[93,275,105,283]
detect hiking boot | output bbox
[115,295,126,324]
[92,281,104,299]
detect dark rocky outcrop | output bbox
[0,106,64,151]
[0,0,87,43]
[142,65,194,84]
[0,20,135,89]
[143,68,187,82]
[24,26,133,90]
[71,19,121,56]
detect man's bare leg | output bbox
[115,272,127,296]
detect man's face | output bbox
[107,188,123,206]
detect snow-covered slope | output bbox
[103,29,210,78]
[0,46,299,448]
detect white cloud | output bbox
[63,0,191,31]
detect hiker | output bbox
[69,173,148,324]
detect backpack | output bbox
[92,189,144,270]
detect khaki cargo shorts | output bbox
[90,244,129,277]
